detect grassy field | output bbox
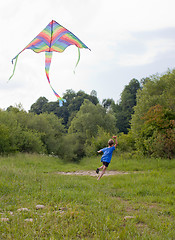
[0,153,174,239]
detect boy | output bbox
[96,136,117,180]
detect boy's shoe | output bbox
[96,168,99,174]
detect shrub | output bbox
[139,105,175,158]
[59,133,85,161]
[15,129,46,153]
[85,127,112,157]
[117,131,136,154]
[0,124,11,154]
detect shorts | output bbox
[102,162,109,167]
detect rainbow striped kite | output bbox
[9,20,90,105]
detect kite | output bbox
[9,20,90,105]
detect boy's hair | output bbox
[108,139,114,146]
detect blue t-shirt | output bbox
[100,146,115,163]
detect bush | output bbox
[139,105,175,158]
[85,127,112,157]
[131,70,175,158]
[117,131,136,154]
[0,124,11,154]
[15,129,46,153]
[59,133,85,161]
[0,109,64,155]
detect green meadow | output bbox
[0,154,175,239]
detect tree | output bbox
[60,100,116,160]
[102,98,115,111]
[0,107,66,155]
[0,109,45,154]
[21,112,65,154]
[29,89,99,128]
[131,69,175,158]
[90,90,97,98]
[30,97,48,114]
[120,78,140,109]
[112,78,141,133]
[0,123,11,153]
[69,100,116,139]
[140,105,175,158]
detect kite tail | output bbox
[74,48,80,74]
[45,52,66,106]
[8,55,19,81]
[45,51,53,84]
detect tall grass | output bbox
[0,154,174,239]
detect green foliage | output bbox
[30,97,48,114]
[131,70,175,158]
[117,131,136,154]
[29,89,99,127]
[2,71,175,159]
[15,129,45,153]
[49,99,118,161]
[59,133,86,161]
[139,105,175,158]
[85,127,112,156]
[1,93,116,159]
[0,123,11,153]
[13,110,65,154]
[67,100,117,160]
[0,110,45,153]
[0,109,25,153]
[112,78,141,133]
[25,113,65,154]
[102,98,115,111]
[69,100,116,138]
[0,108,64,155]
[131,70,175,135]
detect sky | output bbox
[1,0,175,111]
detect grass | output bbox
[0,153,175,239]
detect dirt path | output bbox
[55,170,129,177]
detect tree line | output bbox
[0,69,174,159]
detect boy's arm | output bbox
[97,150,102,153]
[113,136,118,148]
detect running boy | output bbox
[96,136,117,180]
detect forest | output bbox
[0,69,175,160]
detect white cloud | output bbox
[117,37,175,66]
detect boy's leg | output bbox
[96,165,104,174]
[97,165,107,180]
[98,165,104,170]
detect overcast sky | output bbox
[1,0,175,111]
